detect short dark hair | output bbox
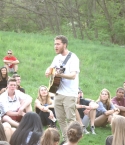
[116,87,125,93]
[12,74,20,78]
[7,78,16,84]
[54,35,68,46]
[7,50,12,53]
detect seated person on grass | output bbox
[0,67,10,95]
[63,121,83,145]
[0,78,32,127]
[35,85,56,128]
[12,74,25,93]
[76,89,98,134]
[94,88,119,128]
[112,87,125,117]
[105,115,125,145]
[3,50,19,74]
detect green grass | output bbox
[0,31,124,145]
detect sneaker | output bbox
[90,126,96,135]
[60,141,65,145]
[83,126,90,134]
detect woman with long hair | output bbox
[35,85,56,127]
[40,128,60,145]
[10,112,43,145]
[94,88,119,127]
[63,121,83,145]
[0,67,9,94]
[105,115,125,145]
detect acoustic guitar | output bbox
[48,67,65,93]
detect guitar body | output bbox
[48,67,65,93]
[49,76,61,93]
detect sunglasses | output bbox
[8,53,12,54]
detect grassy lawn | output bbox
[0,31,124,145]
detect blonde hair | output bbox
[96,88,111,110]
[111,115,125,145]
[37,85,52,105]
[40,128,60,145]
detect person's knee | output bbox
[2,115,10,122]
[2,122,11,128]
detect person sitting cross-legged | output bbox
[0,78,32,127]
[76,89,99,134]
[0,67,10,95]
[3,50,19,74]
[112,87,125,117]
[35,85,56,128]
[94,88,119,127]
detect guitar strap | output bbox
[61,52,72,67]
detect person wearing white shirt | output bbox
[45,35,80,141]
[0,78,32,127]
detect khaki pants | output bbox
[54,94,77,140]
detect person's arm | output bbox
[3,59,12,63]
[18,94,32,112]
[56,71,77,80]
[76,104,91,110]
[104,110,115,115]
[114,104,125,111]
[35,99,53,112]
[3,57,19,64]
[35,99,47,111]
[35,99,54,119]
[47,100,54,108]
[6,111,19,116]
[11,59,19,64]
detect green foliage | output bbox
[0,0,125,44]
[0,31,125,144]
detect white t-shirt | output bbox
[50,52,80,97]
[0,90,29,114]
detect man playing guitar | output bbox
[45,35,80,141]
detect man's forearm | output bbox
[6,111,18,116]
[12,60,19,64]
[57,72,76,80]
[3,60,12,63]
[117,105,125,111]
